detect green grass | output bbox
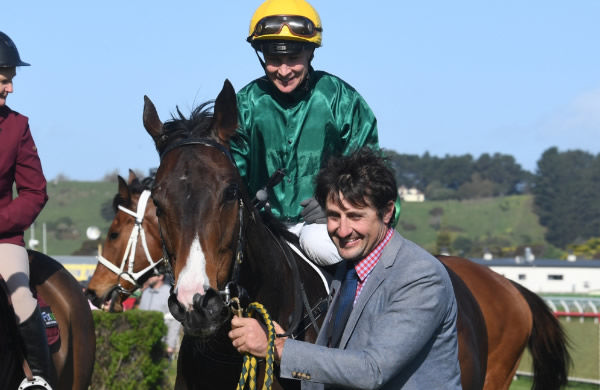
[27,180,556,258]
[396,195,552,255]
[510,377,599,389]
[29,180,116,255]
[515,318,599,387]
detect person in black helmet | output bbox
[0,31,54,389]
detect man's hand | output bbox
[300,197,326,224]
[229,316,287,361]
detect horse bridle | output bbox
[158,137,324,339]
[96,189,168,295]
[157,137,251,319]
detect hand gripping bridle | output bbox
[96,189,167,293]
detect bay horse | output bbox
[1,250,95,390]
[92,164,570,390]
[438,255,570,390]
[140,80,488,389]
[85,170,166,312]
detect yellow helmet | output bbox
[247,0,322,49]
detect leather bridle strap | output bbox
[157,137,248,314]
[159,137,234,163]
[96,190,166,289]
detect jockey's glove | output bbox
[300,198,327,224]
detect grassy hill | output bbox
[26,180,562,258]
[28,180,117,255]
[396,195,563,258]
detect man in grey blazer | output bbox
[230,148,462,389]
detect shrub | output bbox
[92,310,169,390]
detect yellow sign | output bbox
[63,264,97,282]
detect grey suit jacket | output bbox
[279,231,462,389]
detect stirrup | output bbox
[18,375,53,390]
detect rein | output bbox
[96,189,167,295]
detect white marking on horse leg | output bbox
[175,234,209,309]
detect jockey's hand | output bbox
[300,198,326,224]
[229,316,286,361]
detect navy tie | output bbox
[329,264,358,348]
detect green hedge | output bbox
[92,310,170,390]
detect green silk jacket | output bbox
[232,69,403,223]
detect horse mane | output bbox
[154,101,215,156]
[259,210,300,246]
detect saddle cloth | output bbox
[36,292,60,347]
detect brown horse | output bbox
[85,170,166,312]
[0,250,96,390]
[92,79,568,389]
[89,165,490,390]
[91,163,571,390]
[140,80,490,389]
[438,255,570,390]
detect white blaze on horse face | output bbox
[175,234,209,309]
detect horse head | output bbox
[86,170,164,311]
[143,80,249,337]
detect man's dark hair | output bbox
[315,147,397,226]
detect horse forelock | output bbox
[156,101,216,155]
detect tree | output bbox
[385,150,531,200]
[101,199,116,222]
[436,231,452,255]
[475,153,530,196]
[533,147,598,248]
[457,173,495,199]
[102,169,121,183]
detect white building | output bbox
[397,186,425,202]
[470,258,600,294]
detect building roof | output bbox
[469,257,600,268]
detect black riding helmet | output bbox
[0,31,30,67]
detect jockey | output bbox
[0,31,54,389]
[232,0,399,266]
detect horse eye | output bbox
[223,184,238,202]
[109,232,119,240]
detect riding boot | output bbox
[17,306,55,389]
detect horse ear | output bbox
[117,175,131,203]
[143,95,163,141]
[213,79,238,145]
[127,169,138,185]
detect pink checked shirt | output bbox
[352,227,394,304]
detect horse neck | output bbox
[241,214,299,323]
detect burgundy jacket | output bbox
[0,105,48,246]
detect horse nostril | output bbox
[84,289,97,301]
[192,293,203,309]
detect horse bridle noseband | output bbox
[97,189,168,296]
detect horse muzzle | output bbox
[84,288,103,309]
[169,287,231,338]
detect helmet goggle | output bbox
[249,15,322,40]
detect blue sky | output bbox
[4,1,599,180]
